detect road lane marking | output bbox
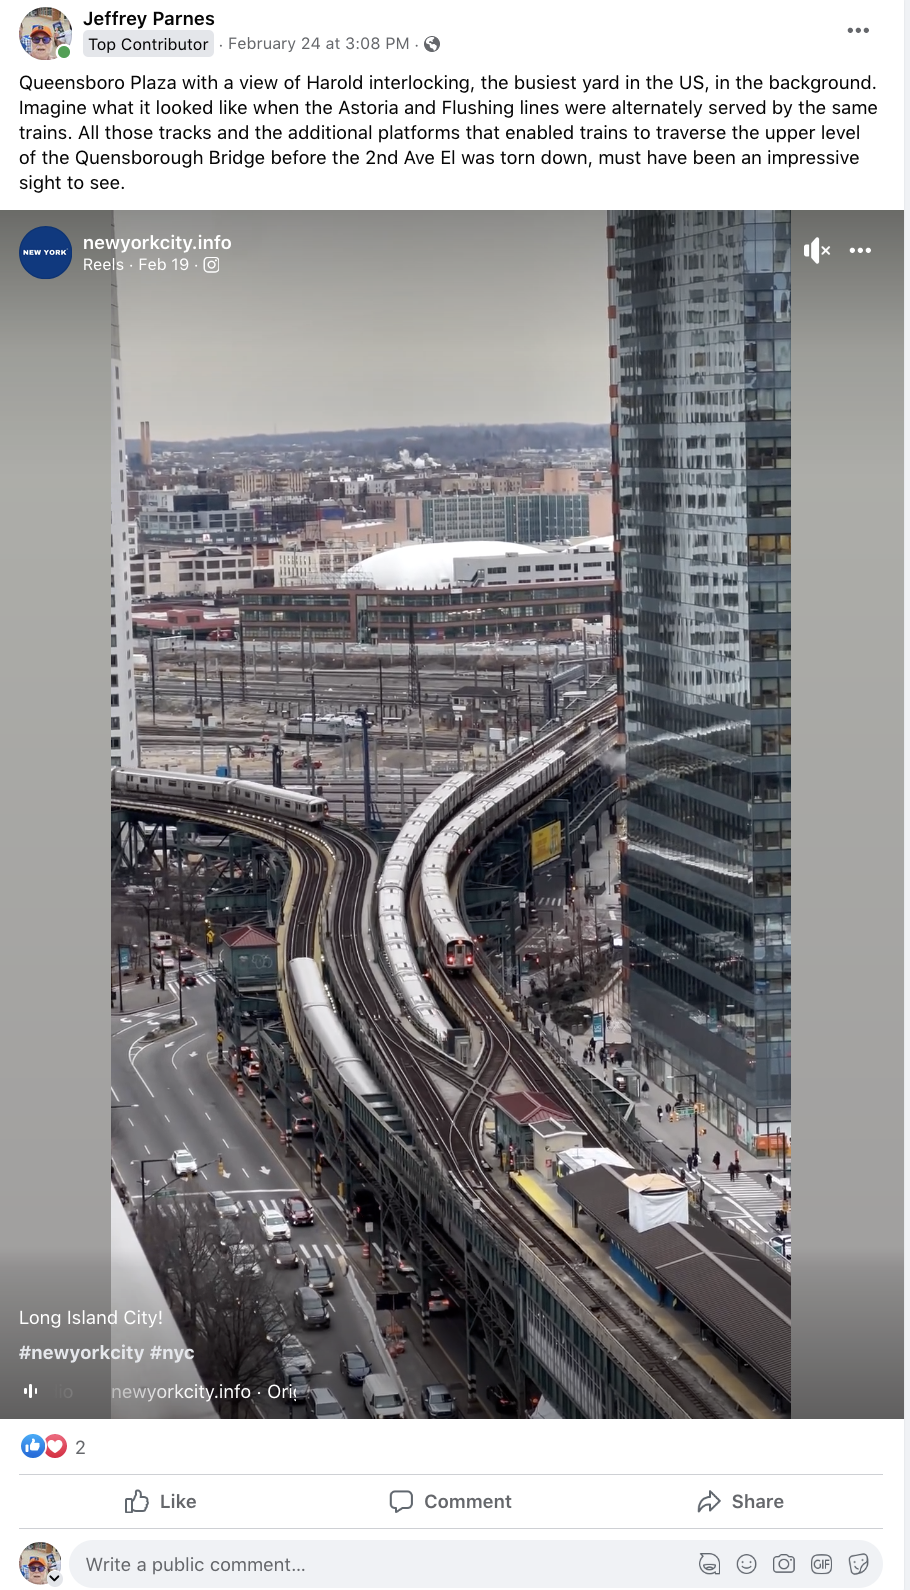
[111,1086,120,1102]
[222,1139,230,1148]
[163,1114,170,1124]
[188,1087,194,1096]
[241,1166,250,1178]
[205,1111,212,1120]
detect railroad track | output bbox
[322,822,728,1420]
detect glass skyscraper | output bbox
[608,212,791,1144]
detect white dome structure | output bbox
[339,540,520,591]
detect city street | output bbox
[111,964,487,1418]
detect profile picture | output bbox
[19,1544,61,1585]
[19,9,72,59]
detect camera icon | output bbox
[773,1556,796,1574]
[203,257,219,273]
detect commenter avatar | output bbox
[20,9,72,60]
[20,1544,61,1585]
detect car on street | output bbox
[151,932,172,950]
[302,1256,335,1295]
[302,1386,346,1419]
[291,1114,314,1136]
[427,1288,452,1315]
[283,1371,311,1404]
[279,1335,315,1377]
[155,954,176,971]
[258,1299,290,1344]
[230,1044,258,1068]
[293,1286,330,1330]
[271,1240,299,1270]
[242,1057,262,1079]
[177,947,195,962]
[391,1250,416,1276]
[259,1210,291,1243]
[339,1349,372,1386]
[230,1245,262,1279]
[421,1384,457,1419]
[170,1149,197,1178]
[180,973,197,987]
[487,1383,519,1417]
[283,1194,315,1227]
[208,1191,240,1219]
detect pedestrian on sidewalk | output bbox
[734,1152,741,1180]
[686,1152,694,1172]
[712,1150,721,1172]
[765,1172,773,1190]
[692,1150,699,1170]
[728,1161,736,1182]
[657,1105,663,1124]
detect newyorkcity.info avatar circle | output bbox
[20,1544,61,1586]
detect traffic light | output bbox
[217,1155,225,1177]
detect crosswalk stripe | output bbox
[247,1200,256,1213]
[311,1243,322,1257]
[298,1244,310,1259]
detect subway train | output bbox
[420,749,568,976]
[286,956,382,1105]
[376,772,475,1048]
[111,768,328,824]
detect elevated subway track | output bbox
[111,734,744,1418]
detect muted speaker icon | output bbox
[803,237,830,262]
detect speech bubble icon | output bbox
[390,1490,413,1513]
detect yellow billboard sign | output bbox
[531,820,562,869]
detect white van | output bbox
[362,1373,406,1420]
[151,932,172,951]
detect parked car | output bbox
[283,1195,315,1227]
[339,1349,372,1386]
[302,1386,346,1419]
[291,1114,315,1136]
[421,1384,457,1419]
[242,1058,262,1080]
[278,1335,315,1377]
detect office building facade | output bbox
[609,211,791,1143]
[419,492,606,544]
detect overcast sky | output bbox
[115,211,610,439]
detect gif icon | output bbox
[811,1557,833,1575]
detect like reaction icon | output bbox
[21,1434,45,1458]
[125,1490,149,1514]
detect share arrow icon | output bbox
[698,1491,721,1513]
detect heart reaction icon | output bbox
[45,1435,67,1458]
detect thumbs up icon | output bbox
[125,1490,149,1514]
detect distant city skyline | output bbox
[115,211,610,439]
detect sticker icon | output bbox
[21,1434,45,1457]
